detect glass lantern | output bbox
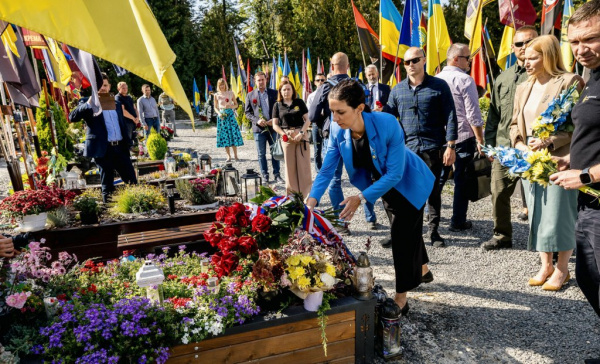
[135,260,165,304]
[223,163,239,197]
[164,151,177,175]
[378,298,402,359]
[188,151,199,177]
[241,168,261,202]
[352,251,374,300]
[200,154,212,174]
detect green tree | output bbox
[36,92,74,160]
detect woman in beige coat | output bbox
[510,35,584,291]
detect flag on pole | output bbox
[193,78,200,114]
[204,75,210,102]
[426,0,452,75]
[358,65,364,82]
[400,0,425,50]
[499,0,537,28]
[541,0,564,35]
[113,64,128,77]
[270,56,277,90]
[465,0,493,57]
[45,36,72,86]
[352,0,383,64]
[302,50,312,99]
[497,25,516,71]
[560,0,575,70]
[233,38,247,87]
[283,53,293,82]
[229,62,237,98]
[306,48,313,82]
[471,27,488,97]
[277,53,283,89]
[294,61,302,99]
[236,66,246,103]
[380,0,404,78]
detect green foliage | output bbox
[47,205,69,228]
[236,104,254,140]
[175,178,216,205]
[479,97,491,126]
[146,129,168,160]
[111,184,166,214]
[317,292,335,357]
[73,193,101,216]
[36,92,74,161]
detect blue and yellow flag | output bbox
[229,62,237,98]
[561,0,575,70]
[426,0,451,75]
[270,56,277,90]
[358,65,364,82]
[306,48,313,82]
[380,0,404,60]
[233,38,246,88]
[497,25,516,71]
[399,0,425,51]
[294,61,302,99]
[277,53,283,90]
[283,53,293,82]
[193,78,200,113]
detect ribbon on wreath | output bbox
[244,203,265,220]
[262,196,291,209]
[302,205,355,262]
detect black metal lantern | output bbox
[223,163,239,197]
[188,151,199,177]
[240,168,262,202]
[200,154,212,174]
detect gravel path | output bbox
[2,121,599,363]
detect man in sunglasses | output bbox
[385,46,458,248]
[306,73,327,172]
[483,25,538,251]
[436,43,484,234]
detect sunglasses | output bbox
[315,79,326,82]
[403,57,422,66]
[514,39,533,48]
[457,55,471,62]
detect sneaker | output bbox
[368,221,380,230]
[430,230,446,248]
[449,221,473,232]
[482,237,513,251]
[380,238,392,248]
[274,175,285,184]
[517,212,528,221]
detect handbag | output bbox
[270,133,284,161]
[466,154,492,202]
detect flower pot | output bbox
[303,291,324,312]
[80,211,99,225]
[188,202,219,210]
[19,212,48,232]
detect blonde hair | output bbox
[526,35,567,79]
[217,78,228,92]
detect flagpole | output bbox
[483,18,495,83]
[379,1,383,83]
[391,30,403,85]
[352,7,368,70]
[508,0,518,30]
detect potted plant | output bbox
[111,184,166,215]
[0,188,76,232]
[73,189,102,224]
[147,129,168,161]
[175,178,217,209]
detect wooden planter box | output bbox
[167,296,375,364]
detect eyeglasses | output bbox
[403,57,422,66]
[457,55,471,62]
[514,39,533,48]
[315,79,326,83]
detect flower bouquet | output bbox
[531,82,579,141]
[160,125,174,141]
[175,178,216,206]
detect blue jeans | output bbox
[254,131,281,180]
[311,126,323,173]
[322,137,376,222]
[439,137,476,226]
[144,117,160,137]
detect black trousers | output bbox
[417,148,444,231]
[575,207,600,318]
[382,188,429,293]
[95,143,137,203]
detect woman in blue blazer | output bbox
[306,80,435,314]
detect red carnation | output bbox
[252,99,258,105]
[251,214,272,233]
[375,100,383,108]
[224,214,238,226]
[216,206,229,222]
[282,135,289,142]
[238,236,258,255]
[211,250,239,278]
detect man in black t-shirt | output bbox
[115,82,139,144]
[551,0,600,320]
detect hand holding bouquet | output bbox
[531,82,579,141]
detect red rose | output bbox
[57,294,67,301]
[252,99,258,105]
[224,214,238,226]
[203,231,223,247]
[213,222,224,230]
[225,98,229,102]
[238,236,258,255]
[282,134,289,142]
[251,214,272,233]
[223,227,241,237]
[237,214,250,228]
[229,202,246,216]
[218,237,238,252]
[211,251,239,278]
[216,206,229,222]
[375,100,383,108]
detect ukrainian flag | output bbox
[497,25,516,71]
[426,0,451,75]
[380,0,404,60]
[193,78,200,114]
[306,48,313,82]
[560,0,575,71]
[277,53,283,90]
[229,63,237,99]
[283,53,293,82]
[294,61,303,99]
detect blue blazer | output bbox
[69,97,131,159]
[308,111,434,210]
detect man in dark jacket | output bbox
[245,71,282,183]
[365,64,391,111]
[69,73,137,202]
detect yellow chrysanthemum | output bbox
[300,255,315,266]
[286,255,301,267]
[289,266,305,281]
[314,275,323,287]
[297,276,311,289]
[325,264,336,277]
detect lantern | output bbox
[200,259,210,273]
[165,186,176,214]
[207,277,220,294]
[378,298,402,359]
[61,170,79,190]
[240,168,262,202]
[352,251,374,300]
[135,260,165,304]
[188,151,199,177]
[200,154,212,174]
[164,151,177,175]
[223,163,239,197]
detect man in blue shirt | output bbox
[385,47,458,247]
[70,73,137,202]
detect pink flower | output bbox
[6,292,31,309]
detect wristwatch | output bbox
[299,130,304,135]
[447,144,456,150]
[358,193,367,205]
[580,167,594,185]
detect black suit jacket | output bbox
[244,88,278,133]
[368,83,391,108]
[69,97,131,158]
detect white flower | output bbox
[320,273,335,287]
[182,335,189,344]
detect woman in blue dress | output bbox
[214,79,244,161]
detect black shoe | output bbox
[430,230,446,247]
[584,359,600,364]
[368,221,380,230]
[422,271,434,283]
[337,225,351,236]
[517,212,528,221]
[381,238,392,248]
[449,221,473,232]
[400,302,410,317]
[274,175,285,184]
[482,237,513,251]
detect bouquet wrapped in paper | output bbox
[281,252,338,299]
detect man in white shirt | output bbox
[306,73,327,172]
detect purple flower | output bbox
[178,245,186,252]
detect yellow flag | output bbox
[294,71,302,100]
[0,0,194,127]
[497,26,515,71]
[1,24,18,58]
[45,37,72,86]
[426,0,452,75]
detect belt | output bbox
[108,140,122,146]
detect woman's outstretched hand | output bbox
[339,195,361,221]
[305,197,318,211]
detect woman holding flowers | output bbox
[272,81,312,197]
[214,78,243,162]
[306,80,435,314]
[509,35,585,291]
